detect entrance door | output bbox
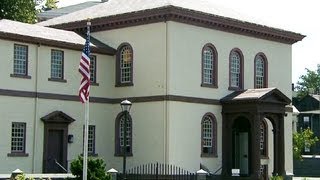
[232,117,251,176]
[43,126,68,173]
[239,132,249,175]
[41,111,74,173]
[45,129,65,173]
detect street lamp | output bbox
[120,99,132,179]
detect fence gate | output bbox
[117,163,197,180]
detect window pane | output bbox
[203,47,214,84]
[11,122,26,153]
[202,116,212,148]
[120,46,132,83]
[230,52,240,87]
[255,56,265,88]
[88,125,95,154]
[90,56,96,83]
[51,50,63,79]
[13,45,27,75]
[119,115,131,153]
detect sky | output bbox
[57,0,320,84]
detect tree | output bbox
[0,0,37,23]
[296,64,320,97]
[0,0,58,24]
[293,128,319,160]
[36,0,58,11]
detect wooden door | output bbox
[43,128,67,173]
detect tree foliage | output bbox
[296,64,320,98]
[0,0,58,24]
[0,0,37,23]
[70,156,111,180]
[293,128,319,160]
[36,0,58,11]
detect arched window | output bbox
[260,120,268,157]
[201,43,218,88]
[201,113,217,157]
[229,48,244,90]
[115,112,133,156]
[116,43,133,86]
[254,53,268,88]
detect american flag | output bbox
[79,25,91,103]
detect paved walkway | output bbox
[294,178,320,180]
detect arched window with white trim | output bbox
[201,113,217,157]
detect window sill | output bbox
[48,78,67,83]
[201,153,217,158]
[90,82,99,86]
[7,152,29,157]
[114,153,133,157]
[228,87,243,91]
[115,82,134,87]
[201,83,218,88]
[10,74,31,79]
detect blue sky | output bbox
[58,0,320,84]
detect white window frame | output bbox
[230,52,241,88]
[13,44,28,75]
[51,50,64,79]
[11,122,26,153]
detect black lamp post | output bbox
[120,99,132,179]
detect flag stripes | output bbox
[79,24,91,103]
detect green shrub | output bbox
[270,174,283,180]
[70,155,111,180]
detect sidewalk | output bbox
[294,178,320,180]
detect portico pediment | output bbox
[220,88,291,105]
[41,111,75,124]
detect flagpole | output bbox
[83,100,89,180]
[83,19,91,180]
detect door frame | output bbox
[41,111,75,173]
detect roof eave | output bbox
[0,31,116,55]
[44,6,305,44]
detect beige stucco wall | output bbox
[92,22,167,98]
[0,39,36,91]
[166,21,292,99]
[167,101,222,172]
[0,96,35,173]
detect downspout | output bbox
[164,20,169,164]
[32,43,40,172]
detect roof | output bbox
[310,94,320,102]
[292,105,300,115]
[299,110,320,114]
[38,0,263,26]
[220,88,291,104]
[38,1,100,21]
[0,19,115,55]
[37,0,305,44]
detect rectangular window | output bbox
[90,55,97,83]
[303,116,310,128]
[88,125,96,154]
[83,125,96,155]
[51,50,64,79]
[13,44,28,76]
[11,122,26,153]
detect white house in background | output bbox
[0,0,304,179]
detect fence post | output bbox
[196,169,208,180]
[10,169,23,180]
[107,168,118,180]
